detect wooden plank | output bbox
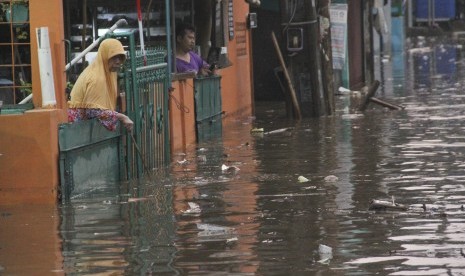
[370,97,404,110]
[271,31,302,120]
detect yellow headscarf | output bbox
[68,38,126,111]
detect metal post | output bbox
[164,0,172,163]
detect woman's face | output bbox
[108,54,126,72]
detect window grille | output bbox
[0,0,31,105]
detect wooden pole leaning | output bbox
[271,31,302,120]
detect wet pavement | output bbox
[2,36,465,275]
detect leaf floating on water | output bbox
[298,176,309,183]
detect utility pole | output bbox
[317,0,335,115]
[279,0,335,117]
[305,0,325,116]
[364,0,375,85]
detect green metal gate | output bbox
[194,75,223,142]
[59,36,171,201]
[114,32,171,179]
[58,119,123,201]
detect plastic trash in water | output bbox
[226,237,238,243]
[196,223,236,242]
[182,202,201,214]
[197,155,207,162]
[338,86,351,93]
[318,244,333,264]
[221,164,240,172]
[324,175,339,182]
[250,128,264,133]
[177,159,188,165]
[298,176,309,183]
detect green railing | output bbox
[193,75,223,142]
[58,119,123,201]
[112,32,171,179]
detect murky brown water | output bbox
[2,37,465,275]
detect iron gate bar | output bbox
[110,31,171,179]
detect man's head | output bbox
[176,23,196,53]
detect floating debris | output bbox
[197,155,207,162]
[127,197,150,203]
[298,176,309,183]
[369,199,408,211]
[408,47,432,54]
[196,223,236,242]
[324,175,339,182]
[221,164,240,172]
[177,159,188,165]
[264,127,293,135]
[182,202,201,214]
[318,244,333,264]
[250,128,264,133]
[226,237,238,243]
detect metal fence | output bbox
[114,32,171,179]
[193,75,223,142]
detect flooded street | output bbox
[3,36,465,275]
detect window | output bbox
[0,0,31,105]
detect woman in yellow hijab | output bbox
[68,38,133,131]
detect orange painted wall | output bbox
[0,0,67,204]
[220,3,254,122]
[169,79,197,154]
[0,110,66,204]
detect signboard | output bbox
[329,4,348,70]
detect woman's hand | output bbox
[117,113,134,131]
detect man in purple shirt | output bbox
[175,23,215,76]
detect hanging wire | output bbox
[283,0,298,33]
[168,87,190,113]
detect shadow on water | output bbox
[3,37,465,275]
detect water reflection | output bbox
[60,176,177,275]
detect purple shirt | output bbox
[176,51,208,74]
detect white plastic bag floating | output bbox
[324,175,339,182]
[182,202,201,214]
[318,244,333,264]
[221,164,240,172]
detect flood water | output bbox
[3,36,465,275]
